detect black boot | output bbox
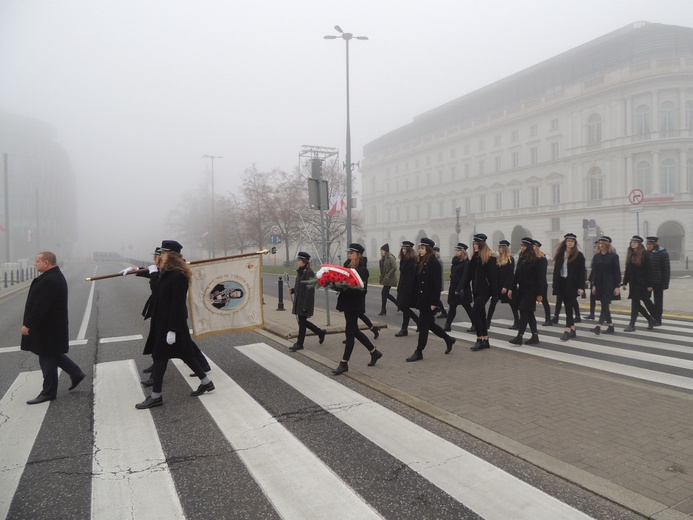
[378,308,386,316]
[394,328,408,337]
[368,349,383,366]
[560,331,570,341]
[406,350,423,362]
[142,363,154,374]
[371,326,380,339]
[509,335,523,345]
[445,336,455,354]
[525,333,540,345]
[289,343,304,352]
[332,362,349,375]
[443,322,452,332]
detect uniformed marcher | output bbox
[589,236,621,335]
[487,239,517,329]
[394,241,420,337]
[444,243,473,332]
[622,235,656,332]
[646,236,670,326]
[461,233,498,351]
[552,233,586,341]
[288,252,326,351]
[508,238,546,345]
[378,243,398,316]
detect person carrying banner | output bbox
[288,252,326,351]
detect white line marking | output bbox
[0,371,51,519]
[237,343,592,520]
[91,360,185,519]
[172,358,382,520]
[99,334,143,344]
[77,280,95,340]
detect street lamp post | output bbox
[202,154,223,258]
[324,25,368,246]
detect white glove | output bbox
[166,331,176,345]
[119,266,136,276]
[148,264,158,274]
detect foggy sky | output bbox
[2,0,692,260]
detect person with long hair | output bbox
[288,252,326,351]
[462,233,498,351]
[136,240,214,409]
[394,241,419,337]
[332,243,382,375]
[622,235,656,332]
[552,233,586,341]
[444,243,473,332]
[645,236,670,326]
[378,243,398,316]
[584,240,600,320]
[588,236,621,335]
[533,240,553,326]
[487,239,518,329]
[508,237,546,345]
[405,238,456,362]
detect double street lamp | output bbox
[324,25,368,246]
[202,154,223,257]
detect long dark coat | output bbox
[396,257,417,309]
[150,268,195,360]
[462,253,499,300]
[292,265,315,317]
[552,251,586,298]
[413,255,442,311]
[448,256,470,306]
[496,257,515,304]
[589,252,621,302]
[511,257,547,311]
[21,266,70,356]
[623,253,653,301]
[137,269,159,355]
[336,258,369,314]
[648,247,670,288]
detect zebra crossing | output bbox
[450,314,693,390]
[0,342,597,520]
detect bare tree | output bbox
[240,165,274,250]
[264,168,306,264]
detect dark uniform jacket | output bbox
[336,258,369,314]
[589,252,622,302]
[292,266,315,317]
[448,256,470,306]
[623,253,653,301]
[648,247,670,289]
[413,256,442,311]
[150,268,195,360]
[511,257,547,311]
[552,252,586,298]
[496,257,515,304]
[396,257,417,309]
[462,253,498,300]
[21,266,70,356]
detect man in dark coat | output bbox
[21,251,85,404]
[646,236,670,326]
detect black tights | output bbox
[518,310,538,336]
[471,294,490,336]
[342,312,375,361]
[416,306,451,351]
[152,354,206,393]
[297,315,322,346]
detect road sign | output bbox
[269,234,282,244]
[628,189,644,205]
[271,226,280,235]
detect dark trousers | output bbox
[342,311,374,361]
[651,285,665,322]
[38,353,83,398]
[297,315,322,346]
[357,312,373,329]
[152,354,206,394]
[381,286,395,311]
[630,295,655,326]
[416,306,449,351]
[471,294,491,336]
[589,292,597,316]
[518,310,538,336]
[540,291,551,321]
[402,307,419,329]
[486,295,499,322]
[597,299,613,325]
[563,296,577,327]
[554,294,581,320]
[192,342,210,371]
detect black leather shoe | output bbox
[27,394,55,405]
[136,395,163,409]
[542,320,553,326]
[191,381,215,396]
[472,339,490,351]
[551,315,559,323]
[470,339,482,350]
[574,316,582,323]
[603,326,615,335]
[368,349,382,367]
[585,314,595,320]
[332,362,349,375]
[509,323,519,330]
[445,336,456,354]
[289,343,304,352]
[508,335,523,346]
[189,367,212,377]
[466,326,476,333]
[142,364,154,374]
[443,323,451,332]
[394,329,408,337]
[525,334,540,345]
[560,331,570,341]
[69,373,86,391]
[141,378,154,387]
[590,326,601,335]
[623,325,636,332]
[405,351,423,362]
[647,320,655,330]
[318,329,326,344]
[570,329,576,338]
[371,326,380,340]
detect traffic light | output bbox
[271,246,277,254]
[310,158,323,179]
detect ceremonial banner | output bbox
[188,253,264,339]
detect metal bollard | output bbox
[277,276,285,311]
[11,270,15,286]
[3,272,7,288]
[20,269,24,282]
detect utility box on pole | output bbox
[307,178,329,210]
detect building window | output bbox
[395,207,400,221]
[405,206,410,220]
[660,101,676,136]
[551,184,560,204]
[438,170,443,183]
[495,156,501,172]
[512,189,520,209]
[494,135,501,146]
[687,101,693,129]
[450,148,456,159]
[530,186,539,206]
[463,144,469,155]
[511,130,519,142]
[438,200,444,217]
[450,199,457,214]
[416,205,420,219]
[550,118,559,131]
[415,175,420,188]
[530,124,538,136]
[478,140,485,151]
[414,158,420,168]
[426,203,432,217]
[385,209,391,223]
[551,217,560,231]
[464,197,471,214]
[511,151,519,168]
[688,159,693,191]
[588,169,604,200]
[426,155,431,165]
[635,105,651,136]
[495,192,502,210]
[587,113,602,144]
[635,161,653,194]
[530,147,538,165]
[450,166,457,180]
[464,163,470,178]
[660,159,676,193]
[550,142,559,160]
[479,195,486,213]
[478,160,485,175]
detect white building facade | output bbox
[360,22,693,267]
